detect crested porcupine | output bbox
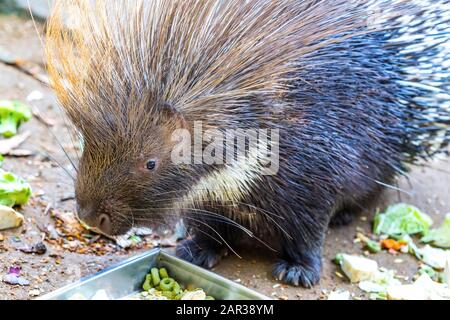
[45,0,450,287]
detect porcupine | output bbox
[45,0,450,287]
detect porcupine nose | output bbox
[96,214,112,235]
[78,205,112,235]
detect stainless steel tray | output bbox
[39,248,269,300]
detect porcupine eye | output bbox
[146,159,157,171]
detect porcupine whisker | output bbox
[32,105,79,174]
[133,205,255,236]
[33,149,76,181]
[184,208,256,238]
[179,200,289,239]
[31,179,74,187]
[133,209,278,253]
[131,195,291,239]
[163,220,223,261]
[20,149,75,184]
[132,207,253,237]
[121,217,209,256]
[176,215,241,258]
[158,215,240,258]
[151,218,222,257]
[135,193,277,213]
[148,191,286,219]
[147,215,221,249]
[181,214,278,253]
[57,104,82,163]
[115,211,135,227]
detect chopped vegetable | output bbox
[372,269,402,287]
[333,253,344,266]
[159,278,175,291]
[417,265,441,283]
[139,267,213,300]
[0,169,32,207]
[397,234,450,270]
[159,267,169,279]
[356,233,381,253]
[358,269,401,296]
[327,290,350,300]
[369,291,387,300]
[151,267,160,286]
[380,238,407,251]
[0,204,24,231]
[2,266,29,286]
[373,203,433,237]
[444,258,450,286]
[128,235,141,243]
[365,239,382,253]
[358,280,385,293]
[341,254,378,283]
[414,245,450,270]
[421,214,450,248]
[386,273,450,300]
[0,100,32,138]
[180,289,207,300]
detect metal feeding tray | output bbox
[39,248,269,300]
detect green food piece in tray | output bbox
[172,281,182,295]
[151,267,160,286]
[174,293,183,300]
[161,291,175,299]
[0,169,32,207]
[140,267,213,300]
[159,267,169,279]
[373,203,433,237]
[0,155,4,167]
[159,277,175,291]
[142,274,153,291]
[421,214,450,249]
[0,100,32,138]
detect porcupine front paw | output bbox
[176,238,227,269]
[273,251,322,287]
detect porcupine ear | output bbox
[159,103,187,129]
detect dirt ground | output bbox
[0,14,449,300]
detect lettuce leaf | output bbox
[0,169,32,207]
[373,203,433,237]
[421,214,450,249]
